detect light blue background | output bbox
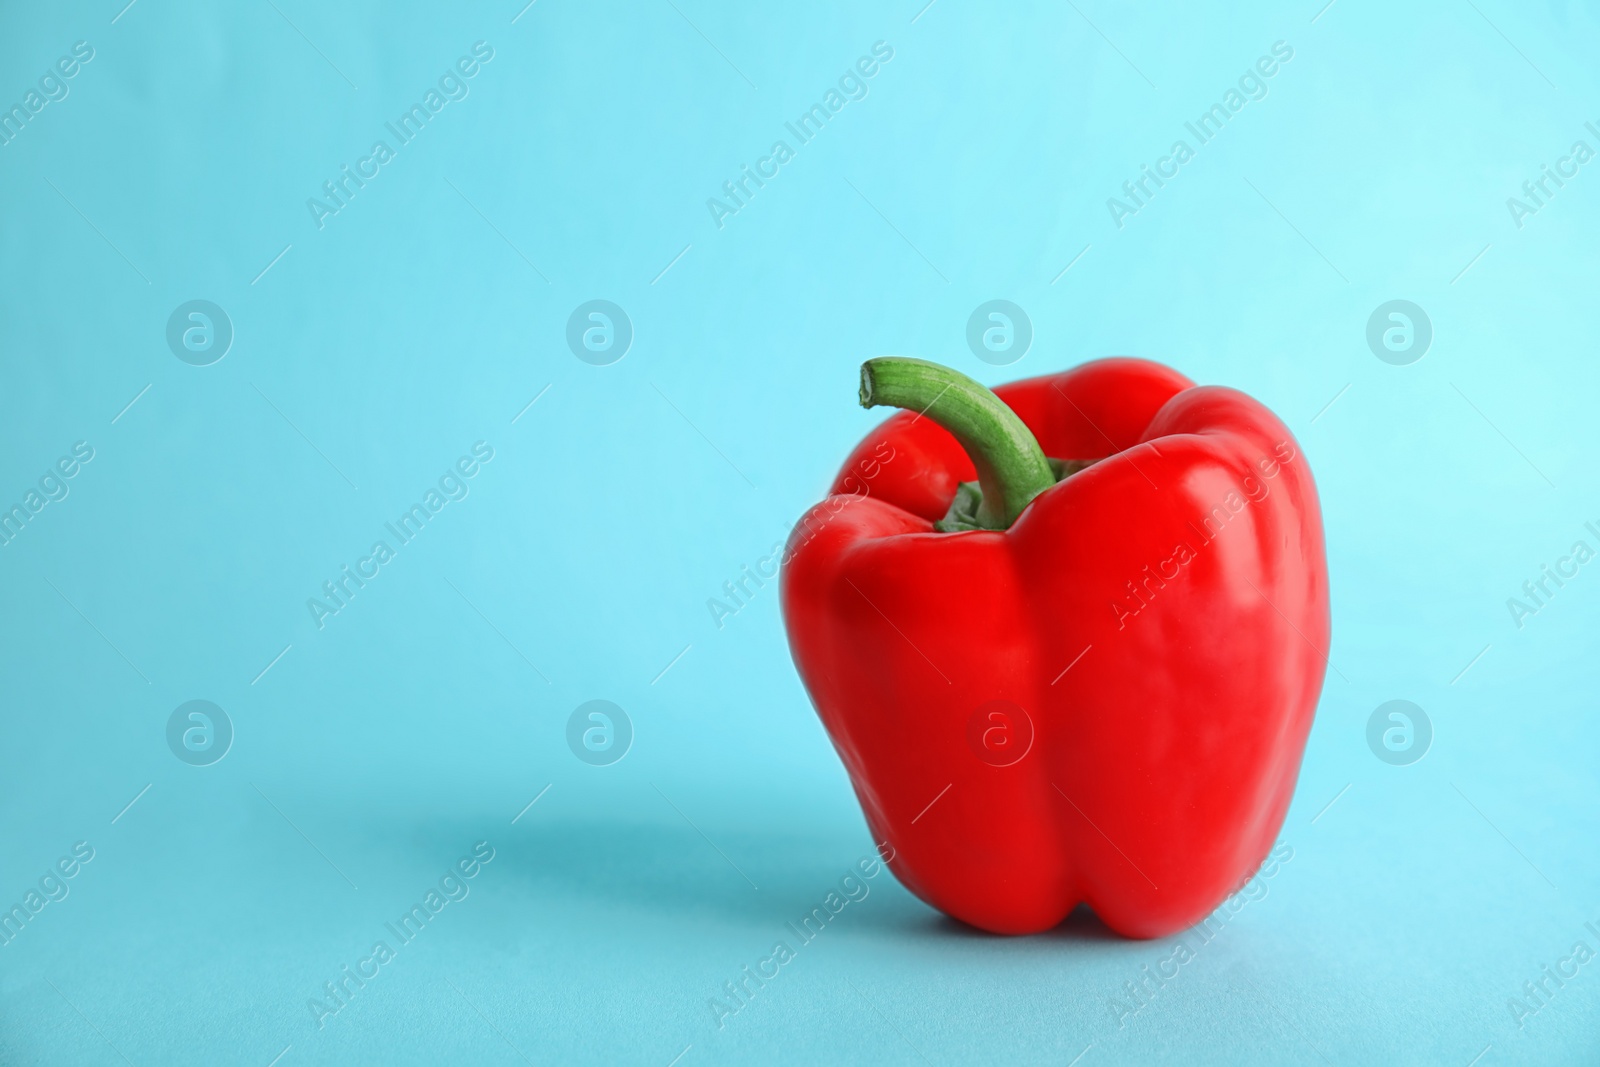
[2,1,1597,1063]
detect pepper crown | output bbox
[858,357,1060,531]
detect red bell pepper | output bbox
[781,356,1328,939]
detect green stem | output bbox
[859,357,1056,530]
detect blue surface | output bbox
[2,1,1598,1064]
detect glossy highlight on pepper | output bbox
[780,356,1330,939]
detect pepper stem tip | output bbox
[854,356,1055,530]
